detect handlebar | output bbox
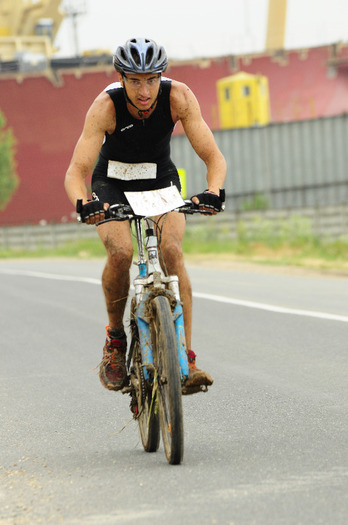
[106,189,225,221]
[76,189,225,223]
[103,200,215,223]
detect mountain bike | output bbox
[79,188,224,464]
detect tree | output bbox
[0,109,18,210]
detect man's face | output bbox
[120,73,161,111]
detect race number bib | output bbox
[125,186,185,216]
[107,161,157,181]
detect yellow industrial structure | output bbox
[266,0,288,50]
[217,72,271,129]
[0,0,65,60]
[216,0,285,129]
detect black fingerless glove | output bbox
[76,199,105,222]
[191,189,225,212]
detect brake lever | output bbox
[76,199,83,222]
[219,189,226,212]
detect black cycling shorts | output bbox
[91,171,182,206]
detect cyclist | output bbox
[64,37,226,393]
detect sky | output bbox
[54,0,348,60]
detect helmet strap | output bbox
[122,77,162,118]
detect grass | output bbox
[0,239,106,259]
[183,215,348,272]
[1,216,348,273]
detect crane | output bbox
[265,0,288,51]
[0,0,65,61]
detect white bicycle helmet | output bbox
[113,37,168,74]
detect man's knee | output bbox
[105,238,133,270]
[161,239,184,272]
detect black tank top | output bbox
[94,79,177,180]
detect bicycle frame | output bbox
[131,216,189,382]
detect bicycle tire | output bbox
[151,295,184,464]
[130,298,160,453]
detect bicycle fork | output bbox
[135,289,188,382]
[132,218,189,382]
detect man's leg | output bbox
[156,211,213,391]
[97,220,134,330]
[96,220,133,390]
[155,211,192,347]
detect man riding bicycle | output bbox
[64,37,227,393]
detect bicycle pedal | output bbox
[182,384,209,396]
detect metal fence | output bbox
[0,222,99,251]
[1,205,347,251]
[171,114,348,210]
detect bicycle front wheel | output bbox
[151,295,184,465]
[130,297,160,453]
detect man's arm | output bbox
[64,92,115,218]
[170,80,227,198]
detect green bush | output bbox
[0,110,18,210]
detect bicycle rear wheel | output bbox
[151,295,184,464]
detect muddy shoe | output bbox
[99,326,127,391]
[182,350,213,395]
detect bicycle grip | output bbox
[219,189,225,202]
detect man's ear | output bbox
[118,72,124,85]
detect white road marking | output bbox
[0,268,101,285]
[1,268,347,323]
[193,291,348,323]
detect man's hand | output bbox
[191,189,225,215]
[76,199,109,224]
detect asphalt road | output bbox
[1,259,347,525]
